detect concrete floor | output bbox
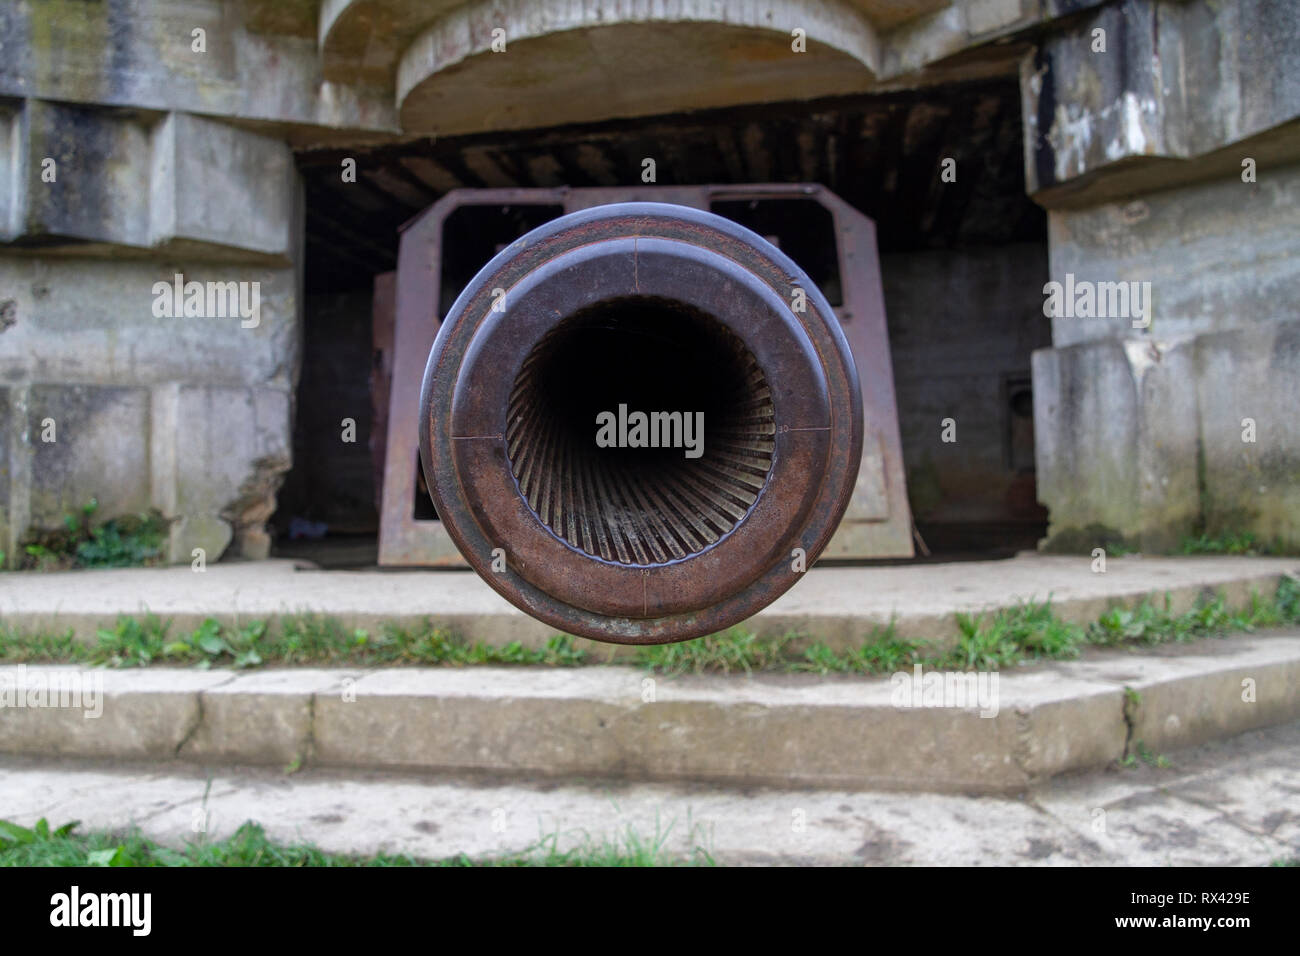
[2,721,1297,866]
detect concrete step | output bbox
[3,719,1299,865]
[3,633,1298,793]
[1,553,1296,654]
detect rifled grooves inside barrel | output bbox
[506,295,776,566]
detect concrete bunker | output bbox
[277,80,1050,567]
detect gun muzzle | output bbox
[420,202,862,644]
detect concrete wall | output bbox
[0,0,395,140]
[1026,0,1300,554]
[883,243,1050,530]
[276,291,378,536]
[1046,163,1300,347]
[1021,0,1300,207]
[0,103,302,566]
[1034,319,1300,553]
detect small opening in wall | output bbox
[710,198,843,306]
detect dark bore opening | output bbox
[506,296,776,566]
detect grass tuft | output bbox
[0,817,711,868]
[17,500,167,571]
[633,627,794,675]
[1179,531,1291,556]
[0,615,589,670]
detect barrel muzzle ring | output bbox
[420,202,862,645]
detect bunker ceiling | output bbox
[296,79,1043,293]
[313,0,988,135]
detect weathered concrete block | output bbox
[0,666,230,759]
[2,100,297,258]
[1036,154,1299,551]
[0,257,299,388]
[179,670,359,766]
[166,514,234,566]
[7,100,153,246]
[1195,321,1300,549]
[1062,638,1300,754]
[27,385,153,527]
[0,252,300,563]
[1022,0,1300,204]
[310,666,1127,792]
[1130,658,1300,755]
[993,670,1126,783]
[0,2,394,138]
[6,639,1300,793]
[0,102,19,238]
[175,386,292,560]
[1046,162,1300,347]
[150,112,295,257]
[1036,316,1300,553]
[0,385,12,563]
[1033,337,1201,552]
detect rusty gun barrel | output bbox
[419,202,862,644]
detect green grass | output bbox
[632,627,798,675]
[1117,740,1173,770]
[0,817,712,867]
[944,600,1083,670]
[16,499,167,571]
[0,613,590,670]
[1179,531,1291,556]
[791,626,920,675]
[2,578,1298,676]
[647,576,1300,676]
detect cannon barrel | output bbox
[420,202,862,645]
